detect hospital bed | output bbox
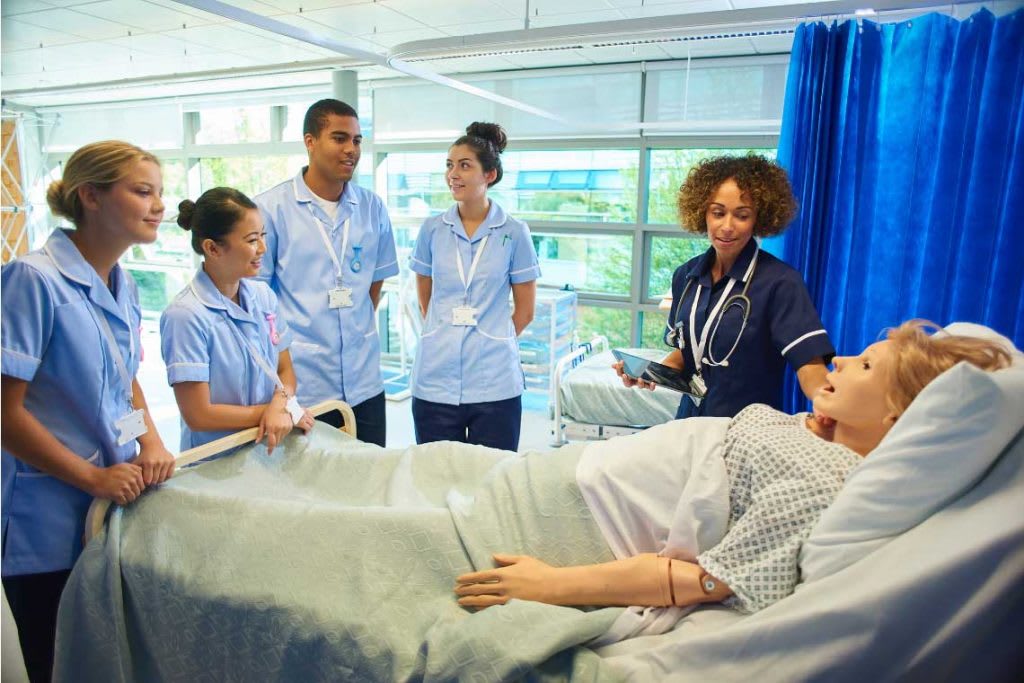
[56,332,1024,681]
[551,336,678,445]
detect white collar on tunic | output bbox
[43,228,132,324]
[441,201,508,243]
[189,267,258,325]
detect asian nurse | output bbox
[160,187,315,453]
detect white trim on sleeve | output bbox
[781,329,828,356]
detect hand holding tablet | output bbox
[612,349,697,396]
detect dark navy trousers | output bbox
[412,395,522,451]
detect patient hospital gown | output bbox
[697,405,862,613]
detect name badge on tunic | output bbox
[285,395,305,425]
[688,373,707,407]
[115,408,148,446]
[328,287,354,309]
[452,305,478,326]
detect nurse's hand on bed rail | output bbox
[133,442,175,486]
[613,361,657,391]
[257,396,295,455]
[87,463,145,505]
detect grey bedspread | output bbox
[54,425,626,683]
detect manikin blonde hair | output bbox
[46,140,159,225]
[884,320,1012,418]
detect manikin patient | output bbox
[454,320,1011,614]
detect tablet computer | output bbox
[612,349,694,395]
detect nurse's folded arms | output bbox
[160,188,315,454]
[1,140,175,683]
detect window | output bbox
[578,305,631,349]
[646,147,776,224]
[194,105,272,145]
[379,152,449,221]
[640,310,671,349]
[531,232,632,296]
[198,155,307,197]
[647,234,709,300]
[498,150,638,223]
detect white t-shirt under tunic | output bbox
[697,404,862,613]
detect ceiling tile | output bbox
[106,33,196,57]
[13,8,138,40]
[74,0,221,32]
[300,3,424,35]
[1,0,58,17]
[381,0,516,27]
[162,24,285,50]
[526,9,631,28]
[1,17,87,49]
[363,27,447,48]
[257,0,370,11]
[434,18,528,35]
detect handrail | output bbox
[550,335,609,446]
[83,399,356,545]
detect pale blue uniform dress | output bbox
[159,268,293,451]
[1,229,143,575]
[254,170,399,409]
[409,201,541,405]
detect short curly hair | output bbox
[676,154,797,237]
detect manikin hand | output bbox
[296,409,316,434]
[454,554,562,609]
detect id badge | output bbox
[328,286,354,309]
[115,408,148,446]
[285,395,305,425]
[452,305,478,326]
[688,373,707,406]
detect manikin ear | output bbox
[882,411,901,429]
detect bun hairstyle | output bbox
[46,140,159,225]
[176,187,257,255]
[452,122,508,187]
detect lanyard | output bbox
[454,232,490,297]
[45,247,135,405]
[686,249,758,374]
[190,282,286,394]
[307,204,350,285]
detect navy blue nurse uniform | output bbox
[665,238,834,419]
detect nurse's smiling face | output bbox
[306,113,362,186]
[447,144,495,204]
[204,208,266,280]
[88,158,165,245]
[705,178,756,266]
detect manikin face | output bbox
[813,339,900,432]
[705,178,756,263]
[305,113,362,184]
[85,159,165,245]
[203,208,266,280]
[446,144,495,204]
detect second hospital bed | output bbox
[56,328,1024,681]
[551,336,679,446]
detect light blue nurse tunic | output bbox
[255,169,400,408]
[1,229,142,576]
[160,268,293,450]
[409,201,541,405]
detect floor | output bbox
[138,320,558,454]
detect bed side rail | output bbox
[550,335,609,446]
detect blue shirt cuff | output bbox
[373,261,400,281]
[0,347,40,381]
[166,362,210,384]
[510,264,541,284]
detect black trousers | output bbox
[4,569,72,683]
[315,391,387,447]
[412,395,522,451]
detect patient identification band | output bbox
[308,208,354,309]
[453,232,490,327]
[47,247,149,446]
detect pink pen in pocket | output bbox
[265,312,281,345]
[138,324,144,362]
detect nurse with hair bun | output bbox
[409,122,541,451]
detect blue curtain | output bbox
[775,8,1024,413]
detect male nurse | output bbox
[256,99,399,446]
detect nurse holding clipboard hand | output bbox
[409,122,540,451]
[615,155,834,419]
[1,140,175,683]
[160,187,314,453]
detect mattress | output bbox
[559,349,680,427]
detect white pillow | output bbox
[799,324,1024,584]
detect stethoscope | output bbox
[667,248,758,369]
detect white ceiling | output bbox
[0,0,1005,106]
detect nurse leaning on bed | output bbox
[1,140,176,683]
[616,155,833,419]
[159,188,315,453]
